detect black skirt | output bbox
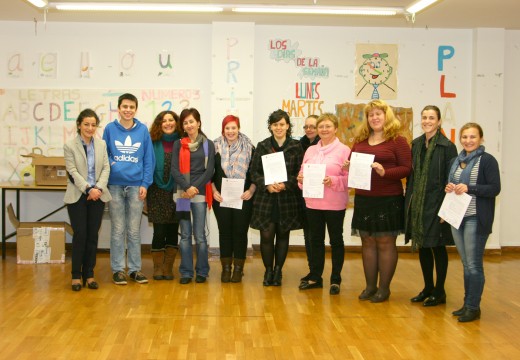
[351,195,404,237]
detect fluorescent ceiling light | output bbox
[232,6,400,16]
[52,2,224,12]
[26,0,48,8]
[406,0,439,14]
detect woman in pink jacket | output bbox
[297,113,350,295]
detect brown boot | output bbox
[231,258,245,283]
[163,246,178,280]
[152,251,165,280]
[220,257,232,283]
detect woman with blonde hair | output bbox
[344,100,411,302]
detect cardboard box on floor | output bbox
[7,204,73,264]
[22,148,67,186]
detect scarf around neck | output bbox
[448,145,485,185]
[174,134,213,220]
[214,132,253,179]
[153,132,179,191]
[410,130,440,249]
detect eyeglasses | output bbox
[303,125,316,130]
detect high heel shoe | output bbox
[71,281,82,292]
[83,278,99,290]
[263,268,274,286]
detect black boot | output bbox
[458,308,481,322]
[263,268,273,286]
[220,257,232,283]
[272,266,282,286]
[231,258,245,283]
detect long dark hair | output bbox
[179,108,207,138]
[149,110,181,141]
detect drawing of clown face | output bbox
[358,53,394,99]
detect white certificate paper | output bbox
[347,152,375,190]
[220,178,245,209]
[438,192,472,230]
[261,152,288,185]
[302,163,326,198]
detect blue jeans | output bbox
[109,185,144,274]
[179,201,209,278]
[451,217,489,310]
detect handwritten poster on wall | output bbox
[355,44,398,100]
[0,88,201,182]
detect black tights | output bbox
[419,246,448,296]
[260,223,290,269]
[361,235,398,293]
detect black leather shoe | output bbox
[358,288,377,300]
[300,273,311,282]
[71,283,82,292]
[299,280,323,290]
[410,291,431,303]
[329,284,340,295]
[423,294,446,307]
[272,266,282,286]
[195,275,206,283]
[263,269,273,286]
[180,277,192,284]
[370,290,391,303]
[458,308,481,322]
[452,306,466,316]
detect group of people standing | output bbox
[62,94,500,323]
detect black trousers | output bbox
[307,208,346,284]
[67,194,105,280]
[213,199,253,259]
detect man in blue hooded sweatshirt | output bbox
[103,93,155,285]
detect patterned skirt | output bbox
[351,195,404,237]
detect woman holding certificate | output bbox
[297,113,350,295]
[445,123,500,322]
[346,100,411,303]
[250,109,304,286]
[171,108,215,285]
[404,105,458,306]
[212,115,256,283]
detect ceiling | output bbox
[3,0,520,29]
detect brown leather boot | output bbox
[152,251,165,280]
[220,257,232,283]
[231,258,245,283]
[163,246,178,280]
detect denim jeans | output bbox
[451,216,489,310]
[307,208,346,285]
[109,185,144,274]
[179,201,209,278]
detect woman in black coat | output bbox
[250,109,303,286]
[405,105,458,306]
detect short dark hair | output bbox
[118,93,138,109]
[76,108,100,134]
[267,109,293,137]
[179,108,207,138]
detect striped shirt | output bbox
[453,157,480,217]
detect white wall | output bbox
[0,21,516,248]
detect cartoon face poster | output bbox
[355,44,398,100]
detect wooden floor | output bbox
[1,249,519,360]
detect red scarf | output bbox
[179,137,213,210]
